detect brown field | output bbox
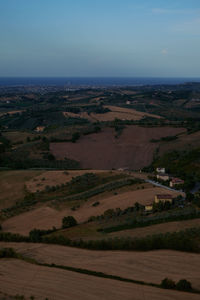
[1,242,200,290]
[159,130,200,155]
[2,186,183,235]
[0,170,42,209]
[26,169,107,192]
[50,126,186,169]
[63,105,161,122]
[0,258,199,300]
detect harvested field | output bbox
[50,126,186,170]
[2,186,182,235]
[26,169,107,192]
[0,259,199,300]
[0,170,42,209]
[63,105,161,122]
[93,105,162,121]
[1,242,200,291]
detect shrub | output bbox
[161,278,176,289]
[176,279,192,291]
[62,216,77,229]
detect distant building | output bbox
[145,202,153,212]
[170,178,184,188]
[35,126,45,132]
[156,167,165,174]
[155,194,173,204]
[156,173,169,181]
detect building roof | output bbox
[171,178,184,183]
[156,194,173,200]
[157,173,169,177]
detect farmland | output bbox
[50,126,185,170]
[1,259,198,300]
[1,83,200,299]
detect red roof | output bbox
[171,178,184,183]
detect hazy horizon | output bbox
[1,0,200,77]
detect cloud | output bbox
[161,49,168,55]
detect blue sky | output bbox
[0,0,200,77]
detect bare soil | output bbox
[50,126,185,170]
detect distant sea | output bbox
[0,77,200,87]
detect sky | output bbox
[0,0,200,77]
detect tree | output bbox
[71,132,80,143]
[176,279,192,291]
[161,278,176,289]
[62,216,77,229]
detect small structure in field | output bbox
[156,167,165,174]
[170,178,184,188]
[35,126,45,132]
[145,202,153,212]
[156,173,169,181]
[155,194,173,204]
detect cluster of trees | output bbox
[1,226,200,253]
[0,151,80,170]
[98,207,200,233]
[161,278,192,292]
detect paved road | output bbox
[145,179,186,197]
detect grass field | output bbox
[0,170,42,210]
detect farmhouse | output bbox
[155,194,173,204]
[145,202,153,212]
[156,167,165,174]
[170,178,184,188]
[156,173,169,181]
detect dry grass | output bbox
[0,170,42,209]
[1,242,199,290]
[63,105,161,122]
[26,169,107,192]
[0,258,199,300]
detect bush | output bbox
[176,279,192,291]
[161,278,176,289]
[62,216,77,229]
